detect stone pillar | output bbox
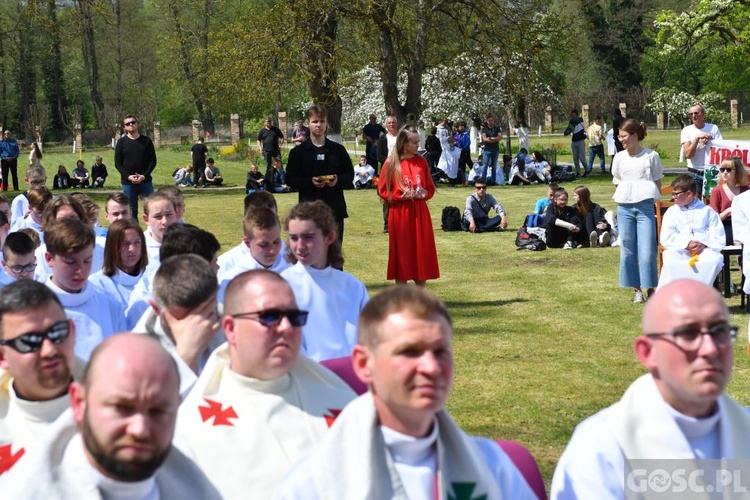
[731,100,739,129]
[230,114,240,146]
[34,126,41,145]
[75,124,82,153]
[192,120,201,142]
[278,112,287,139]
[153,121,161,147]
[657,112,665,130]
[544,106,553,134]
[582,105,589,129]
[619,103,627,118]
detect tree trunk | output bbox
[44,0,67,135]
[301,10,342,134]
[78,0,105,129]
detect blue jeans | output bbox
[617,200,657,288]
[122,181,154,220]
[482,149,499,183]
[571,140,586,175]
[588,145,605,173]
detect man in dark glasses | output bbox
[553,280,749,498]
[174,269,356,498]
[0,333,221,498]
[0,280,78,476]
[114,114,157,220]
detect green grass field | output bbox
[25,130,750,488]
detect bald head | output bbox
[642,280,728,335]
[84,333,179,393]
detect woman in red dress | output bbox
[377,125,440,286]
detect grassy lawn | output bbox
[26,129,750,488]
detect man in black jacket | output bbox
[114,115,157,219]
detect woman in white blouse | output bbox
[611,119,663,303]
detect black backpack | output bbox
[441,206,462,231]
[515,227,547,251]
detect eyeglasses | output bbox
[475,186,487,190]
[671,191,686,198]
[0,320,71,353]
[6,261,36,274]
[230,309,309,327]
[719,168,734,173]
[124,121,137,126]
[617,135,629,141]
[645,323,737,353]
[29,179,46,186]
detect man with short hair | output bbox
[291,118,309,146]
[463,180,508,233]
[257,116,285,172]
[103,192,132,225]
[0,130,19,191]
[551,279,749,499]
[681,103,722,170]
[564,109,586,177]
[587,115,606,175]
[0,281,79,476]
[91,155,108,188]
[1,232,37,284]
[286,104,354,242]
[363,113,385,170]
[176,270,356,498]
[377,115,399,233]
[191,136,208,187]
[133,254,223,396]
[0,333,221,498]
[114,115,157,219]
[278,285,535,499]
[481,114,503,184]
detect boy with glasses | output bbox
[1,232,36,284]
[174,270,355,498]
[553,280,747,499]
[462,180,507,233]
[10,165,46,224]
[658,174,724,289]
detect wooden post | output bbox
[153,121,161,147]
[657,112,665,130]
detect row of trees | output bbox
[1,0,745,143]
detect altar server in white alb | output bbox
[281,201,368,361]
[0,333,221,499]
[731,186,750,294]
[278,285,536,499]
[551,280,749,499]
[0,281,80,477]
[657,174,724,289]
[175,270,356,498]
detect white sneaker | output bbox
[600,231,611,247]
[634,289,645,303]
[563,241,574,249]
[589,231,598,248]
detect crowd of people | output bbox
[0,103,746,498]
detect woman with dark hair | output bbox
[28,142,43,167]
[574,185,611,247]
[612,119,663,303]
[89,218,148,308]
[709,156,749,244]
[612,108,624,153]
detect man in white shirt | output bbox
[0,333,220,498]
[551,279,749,499]
[681,103,722,170]
[278,285,535,499]
[175,270,356,498]
[0,281,80,476]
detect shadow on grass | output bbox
[444,298,529,308]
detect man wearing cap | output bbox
[0,281,80,476]
[174,270,356,498]
[278,285,535,499]
[551,279,750,499]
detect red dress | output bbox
[377,155,440,281]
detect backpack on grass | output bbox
[441,206,462,231]
[515,227,547,251]
[552,167,576,182]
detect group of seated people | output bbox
[536,182,613,249]
[173,158,224,188]
[52,156,109,190]
[0,158,746,498]
[244,156,291,193]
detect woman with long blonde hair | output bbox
[709,156,748,244]
[377,125,439,286]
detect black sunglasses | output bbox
[719,168,734,173]
[0,320,71,353]
[124,121,137,126]
[230,309,309,327]
[475,185,487,190]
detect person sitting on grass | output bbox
[203,158,223,187]
[573,185,612,248]
[462,180,507,233]
[217,207,290,301]
[353,155,375,189]
[531,151,553,183]
[544,187,584,249]
[508,156,537,186]
[173,165,193,187]
[71,160,90,189]
[265,156,291,192]
[534,182,558,214]
[90,155,108,188]
[657,173,724,289]
[246,162,265,193]
[43,217,126,360]
[52,165,70,190]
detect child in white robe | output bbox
[142,192,178,265]
[280,201,369,361]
